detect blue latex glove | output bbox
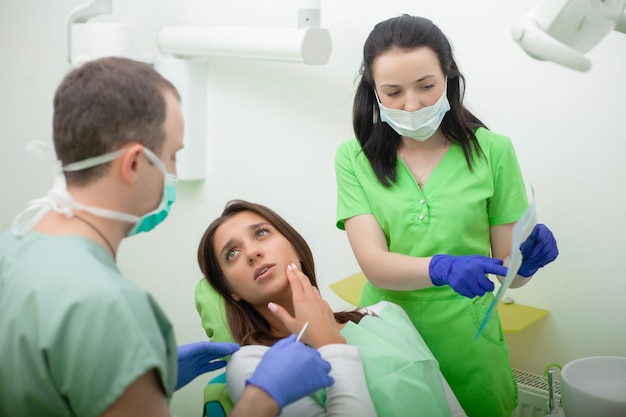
[246,334,334,411]
[429,254,508,298]
[176,341,240,390]
[517,223,559,277]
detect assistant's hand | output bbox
[429,254,508,298]
[517,223,559,277]
[246,334,334,411]
[176,341,240,390]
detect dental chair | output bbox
[195,279,236,417]
[203,372,232,417]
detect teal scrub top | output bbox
[0,231,177,417]
[335,128,528,417]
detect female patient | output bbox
[197,199,466,417]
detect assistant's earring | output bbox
[231,293,242,302]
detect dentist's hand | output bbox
[517,223,559,277]
[245,334,334,411]
[429,254,508,298]
[176,341,240,390]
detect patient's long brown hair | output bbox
[198,200,365,346]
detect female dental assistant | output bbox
[335,15,558,416]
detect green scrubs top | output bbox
[335,128,528,417]
[0,231,177,417]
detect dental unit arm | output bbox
[512,0,626,71]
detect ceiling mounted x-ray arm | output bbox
[157,0,332,65]
[66,0,113,62]
[512,0,626,71]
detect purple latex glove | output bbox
[429,254,508,298]
[176,341,240,390]
[517,223,559,277]
[246,334,334,411]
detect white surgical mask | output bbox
[377,86,450,141]
[12,147,177,237]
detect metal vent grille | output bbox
[513,368,561,396]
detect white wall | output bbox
[2,1,626,416]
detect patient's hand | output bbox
[268,263,345,349]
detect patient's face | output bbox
[213,210,300,307]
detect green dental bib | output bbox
[340,303,451,417]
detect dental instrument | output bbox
[296,322,310,343]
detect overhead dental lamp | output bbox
[512,0,626,71]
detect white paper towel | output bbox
[71,23,134,66]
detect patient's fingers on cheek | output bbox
[297,270,311,285]
[268,301,297,329]
[294,269,315,295]
[306,285,323,304]
[286,266,305,295]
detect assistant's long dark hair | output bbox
[353,14,486,186]
[198,200,365,346]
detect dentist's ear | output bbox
[119,143,144,183]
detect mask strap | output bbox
[73,202,140,223]
[63,148,127,172]
[12,198,52,236]
[13,145,169,236]
[373,89,382,104]
[11,161,145,236]
[63,146,164,223]
[375,77,448,109]
[142,147,168,175]
[12,174,75,236]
